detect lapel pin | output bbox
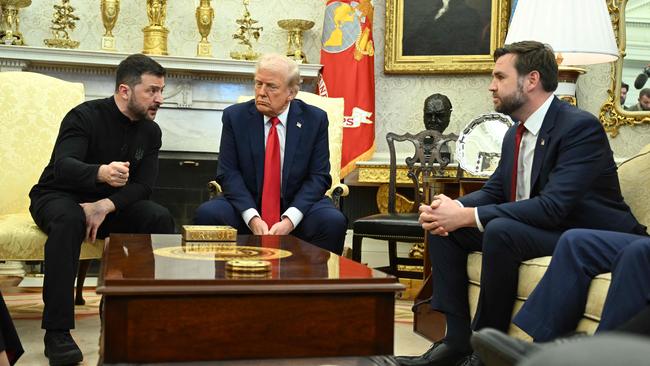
[296,122,302,128]
[540,138,545,146]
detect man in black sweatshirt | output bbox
[29,54,175,366]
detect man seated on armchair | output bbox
[395,41,645,366]
[29,53,176,366]
[472,228,650,366]
[194,53,347,254]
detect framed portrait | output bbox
[384,0,511,74]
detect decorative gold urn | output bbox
[100,0,120,51]
[195,0,214,57]
[277,19,314,63]
[142,0,168,55]
[0,0,31,45]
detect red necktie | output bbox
[510,123,526,201]
[261,117,281,225]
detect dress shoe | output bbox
[471,328,542,366]
[395,341,471,366]
[44,330,83,366]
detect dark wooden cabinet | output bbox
[152,151,218,230]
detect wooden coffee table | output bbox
[97,234,404,364]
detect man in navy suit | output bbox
[194,53,347,254]
[396,41,645,366]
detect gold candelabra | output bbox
[44,0,80,49]
[142,0,168,55]
[100,0,120,51]
[0,0,31,45]
[277,19,314,63]
[195,0,214,57]
[230,0,262,61]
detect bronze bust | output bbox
[423,93,453,133]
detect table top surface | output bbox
[97,234,403,295]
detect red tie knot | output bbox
[270,116,280,127]
[516,123,526,137]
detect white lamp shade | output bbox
[505,0,619,65]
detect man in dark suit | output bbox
[194,53,347,254]
[396,41,645,366]
[470,229,650,366]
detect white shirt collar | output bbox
[520,94,554,136]
[264,103,291,126]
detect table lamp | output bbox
[504,0,619,105]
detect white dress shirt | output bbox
[472,94,555,231]
[241,104,304,229]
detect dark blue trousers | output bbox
[429,218,561,352]
[193,196,347,254]
[513,229,650,341]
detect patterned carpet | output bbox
[4,290,100,320]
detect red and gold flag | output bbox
[319,0,375,177]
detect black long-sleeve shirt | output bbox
[30,96,162,210]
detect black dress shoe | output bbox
[44,330,83,366]
[471,328,541,366]
[395,341,471,366]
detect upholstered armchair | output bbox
[463,144,650,340]
[0,72,103,304]
[208,91,349,209]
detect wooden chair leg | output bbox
[352,235,363,262]
[388,240,398,276]
[75,259,91,305]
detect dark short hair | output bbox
[621,82,629,91]
[493,41,558,92]
[640,88,650,98]
[115,54,166,91]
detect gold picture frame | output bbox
[384,0,511,74]
[599,0,650,137]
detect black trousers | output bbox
[30,192,175,330]
[428,217,561,352]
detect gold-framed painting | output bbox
[384,0,511,74]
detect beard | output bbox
[494,78,527,116]
[127,94,153,121]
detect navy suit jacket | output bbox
[216,98,332,216]
[459,97,645,234]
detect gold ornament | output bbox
[0,0,31,45]
[100,0,119,51]
[195,0,214,57]
[142,0,168,55]
[277,19,314,64]
[44,0,80,49]
[230,0,262,61]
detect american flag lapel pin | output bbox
[540,138,545,146]
[296,122,302,128]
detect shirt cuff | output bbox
[474,207,485,232]
[242,208,260,229]
[282,207,303,228]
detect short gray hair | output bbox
[255,53,301,94]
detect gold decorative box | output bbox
[181,225,237,242]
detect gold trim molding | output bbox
[384,0,510,74]
[600,0,650,137]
